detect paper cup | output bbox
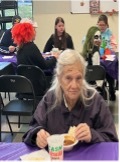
[47,134,64,160]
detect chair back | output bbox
[0,75,35,94]
[0,75,36,141]
[85,65,106,82]
[17,65,47,97]
[1,0,18,14]
[85,65,109,101]
[0,0,18,29]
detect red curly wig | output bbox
[11,22,35,46]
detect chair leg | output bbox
[4,92,10,101]
[18,116,20,128]
[8,93,10,101]
[0,93,4,107]
[6,115,13,136]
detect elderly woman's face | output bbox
[59,62,83,102]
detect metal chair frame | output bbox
[0,75,36,141]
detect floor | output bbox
[0,90,119,142]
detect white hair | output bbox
[48,49,97,108]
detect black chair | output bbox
[17,65,48,103]
[85,65,109,101]
[0,62,15,102]
[0,75,36,141]
[0,0,18,29]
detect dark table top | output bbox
[0,142,118,160]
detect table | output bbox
[0,53,17,71]
[0,62,14,75]
[0,142,118,160]
[100,55,118,80]
[0,53,118,80]
[0,53,54,76]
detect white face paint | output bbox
[93,30,101,46]
[94,31,101,41]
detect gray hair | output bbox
[49,49,96,108]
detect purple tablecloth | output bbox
[0,54,17,71]
[0,53,118,80]
[100,56,118,80]
[0,142,118,160]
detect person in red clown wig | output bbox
[11,18,58,71]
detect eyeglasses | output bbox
[94,35,101,40]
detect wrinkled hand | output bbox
[75,123,92,143]
[36,129,50,148]
[9,46,16,52]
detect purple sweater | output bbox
[23,90,118,146]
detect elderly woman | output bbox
[23,49,118,148]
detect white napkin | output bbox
[20,149,50,161]
[105,55,116,61]
[2,56,14,59]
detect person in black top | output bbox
[11,18,59,89]
[23,49,118,148]
[0,15,21,55]
[43,17,74,53]
[11,18,58,71]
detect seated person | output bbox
[0,15,21,55]
[81,26,101,65]
[11,18,59,89]
[23,49,118,148]
[97,14,117,53]
[43,17,74,53]
[81,26,103,93]
[97,14,117,101]
[11,18,58,71]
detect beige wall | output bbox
[33,1,118,53]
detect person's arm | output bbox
[110,34,117,52]
[43,35,54,53]
[103,28,117,52]
[92,51,100,65]
[67,34,74,49]
[23,92,50,146]
[0,29,16,54]
[90,94,118,143]
[30,43,57,70]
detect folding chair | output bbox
[17,65,48,103]
[85,65,109,101]
[0,75,36,141]
[0,0,18,29]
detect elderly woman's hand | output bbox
[36,129,50,148]
[75,123,92,143]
